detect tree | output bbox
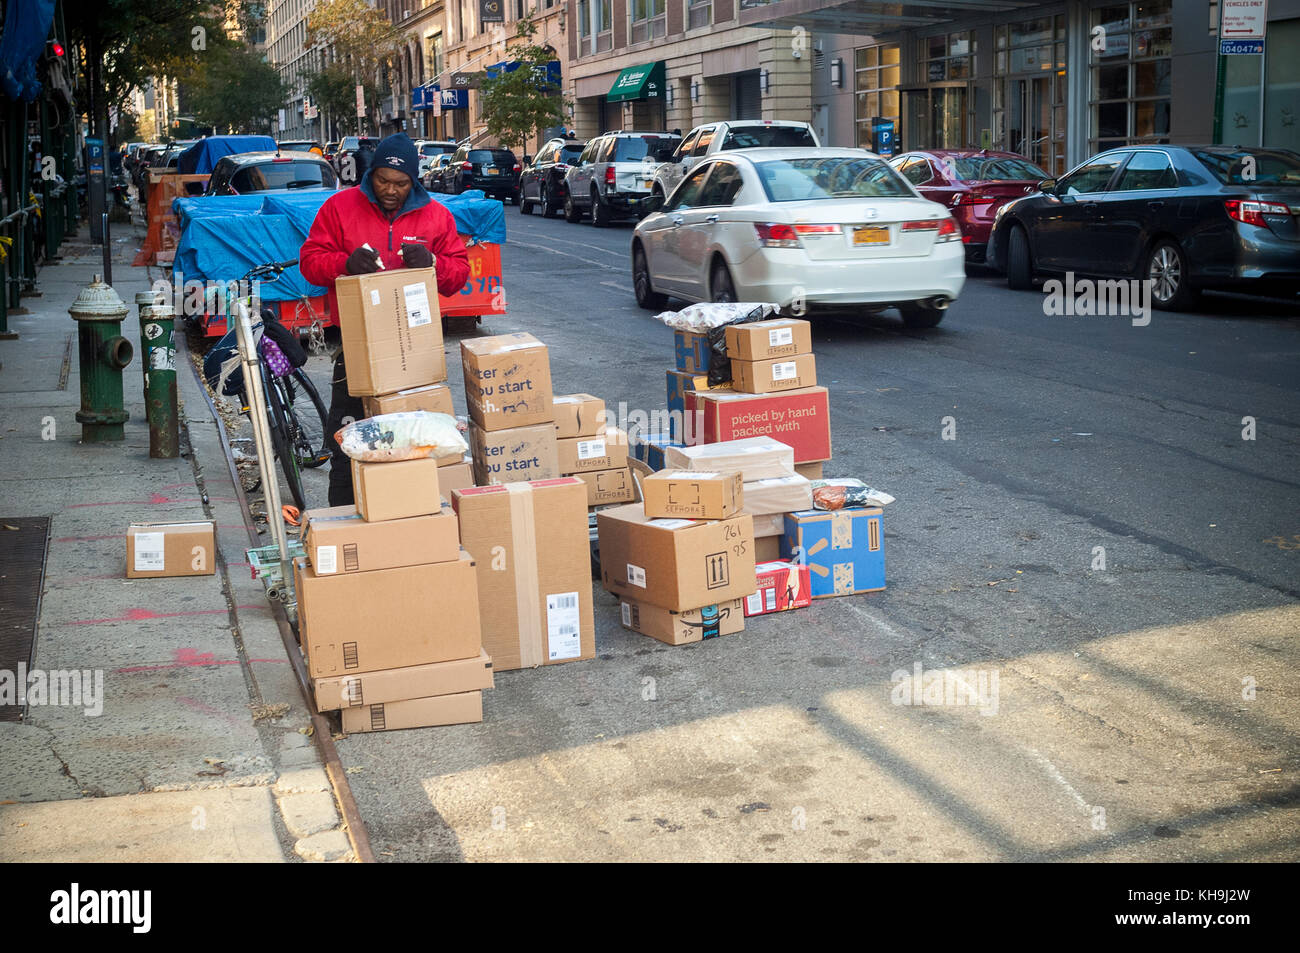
[304,63,361,137]
[188,47,289,134]
[305,0,411,135]
[479,18,568,151]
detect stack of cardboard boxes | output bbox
[461,332,561,486]
[553,394,635,509]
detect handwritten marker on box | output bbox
[362,242,385,270]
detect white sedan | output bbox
[631,147,966,327]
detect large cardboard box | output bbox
[745,560,813,617]
[663,437,795,481]
[126,521,216,578]
[782,507,885,598]
[469,421,559,485]
[641,469,743,520]
[576,467,636,505]
[687,387,831,464]
[556,427,629,474]
[362,382,455,418]
[352,457,441,522]
[724,318,813,361]
[730,354,818,394]
[630,430,684,472]
[336,267,444,396]
[452,479,595,671]
[439,458,475,495]
[667,370,731,442]
[302,504,459,574]
[460,332,553,430]
[295,552,481,677]
[743,474,813,515]
[313,648,494,711]
[553,394,606,438]
[340,691,482,733]
[597,505,757,611]
[619,597,745,645]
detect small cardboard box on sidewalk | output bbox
[782,507,885,598]
[745,560,813,617]
[576,467,636,505]
[556,427,629,474]
[724,318,812,361]
[340,690,483,733]
[469,422,559,485]
[461,332,553,430]
[126,521,216,578]
[362,382,455,418]
[313,649,494,711]
[553,394,606,438]
[452,479,595,671]
[663,437,795,481]
[641,469,743,520]
[351,457,440,522]
[730,354,818,394]
[302,504,459,574]
[336,267,444,396]
[597,505,757,611]
[687,387,831,464]
[619,597,745,645]
[743,474,813,515]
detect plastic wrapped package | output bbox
[810,479,896,510]
[335,411,469,463]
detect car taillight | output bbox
[462,161,473,171]
[555,163,568,172]
[272,157,291,163]
[605,166,616,185]
[1225,198,1290,227]
[513,164,521,173]
[755,223,801,248]
[902,218,961,242]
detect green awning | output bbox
[607,61,665,104]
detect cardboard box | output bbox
[597,505,757,611]
[439,458,475,495]
[724,318,813,361]
[782,507,885,598]
[556,427,629,474]
[730,354,818,394]
[340,690,482,733]
[469,421,559,485]
[687,387,831,464]
[673,329,719,374]
[743,474,813,515]
[362,382,455,418]
[576,467,636,506]
[553,394,606,438]
[663,437,795,481]
[755,535,782,563]
[302,504,459,574]
[313,649,493,711]
[752,512,786,537]
[619,597,745,645]
[744,560,813,617]
[295,551,481,677]
[795,461,824,481]
[460,332,553,430]
[667,370,731,442]
[452,479,595,671]
[336,267,444,396]
[351,457,441,522]
[630,430,684,472]
[126,521,216,578]
[642,469,743,520]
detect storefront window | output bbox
[854,44,901,148]
[993,16,1067,174]
[922,31,975,82]
[1089,0,1173,151]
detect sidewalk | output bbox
[0,224,355,862]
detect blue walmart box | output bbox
[630,431,683,472]
[667,369,731,442]
[782,508,885,597]
[674,330,716,373]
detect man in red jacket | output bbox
[300,132,470,506]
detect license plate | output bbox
[643,179,654,188]
[487,168,500,175]
[853,226,890,246]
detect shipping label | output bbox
[772,361,798,381]
[627,563,647,587]
[546,592,582,660]
[647,518,695,530]
[133,532,166,572]
[576,438,606,460]
[315,545,338,575]
[402,282,433,328]
[769,327,794,347]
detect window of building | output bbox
[1089,0,1172,151]
[921,31,975,82]
[631,0,667,44]
[579,0,613,55]
[425,32,444,83]
[688,0,712,31]
[854,44,901,149]
[993,15,1067,174]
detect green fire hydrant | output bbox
[68,275,134,443]
[140,300,179,458]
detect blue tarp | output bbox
[0,0,55,101]
[177,136,277,175]
[428,191,507,244]
[257,192,335,239]
[174,215,324,302]
[172,195,267,229]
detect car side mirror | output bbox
[523,155,532,165]
[641,194,665,214]
[1037,178,1057,195]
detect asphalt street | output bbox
[288,204,1298,861]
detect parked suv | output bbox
[415,139,457,183]
[442,145,521,202]
[564,131,681,226]
[651,120,819,199]
[520,137,586,218]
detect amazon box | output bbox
[126,521,216,578]
[687,387,831,464]
[452,479,595,671]
[730,354,818,394]
[597,505,756,611]
[295,551,481,678]
[553,394,607,438]
[362,382,455,418]
[576,467,636,506]
[641,469,743,520]
[340,690,483,733]
[782,507,885,598]
[301,504,459,574]
[743,474,813,516]
[724,318,812,361]
[314,649,493,712]
[619,597,745,646]
[461,332,553,430]
[336,267,444,396]
[664,437,795,481]
[351,457,440,522]
[557,427,629,474]
[745,560,813,617]
[469,421,559,485]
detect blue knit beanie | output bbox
[369,133,419,184]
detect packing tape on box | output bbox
[505,483,544,669]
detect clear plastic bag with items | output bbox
[335,411,469,463]
[810,479,896,511]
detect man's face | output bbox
[372,166,412,212]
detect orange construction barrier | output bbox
[133,173,209,266]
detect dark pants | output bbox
[326,352,365,507]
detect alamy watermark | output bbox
[891,661,999,716]
[0,665,104,716]
[1042,272,1155,326]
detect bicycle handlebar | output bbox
[241,259,300,282]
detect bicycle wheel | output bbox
[265,372,309,512]
[286,369,331,469]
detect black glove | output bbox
[399,243,434,269]
[345,246,381,275]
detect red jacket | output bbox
[299,182,471,319]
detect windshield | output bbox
[561,144,585,162]
[756,156,914,202]
[720,126,817,149]
[469,149,515,163]
[231,161,336,192]
[1192,149,1300,186]
[949,156,1049,181]
[614,136,678,162]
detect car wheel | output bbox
[898,302,945,329]
[633,246,668,311]
[519,190,533,214]
[564,194,582,223]
[540,186,556,219]
[510,191,520,206]
[1006,224,1034,291]
[590,190,610,227]
[1146,239,1198,311]
[710,261,737,303]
